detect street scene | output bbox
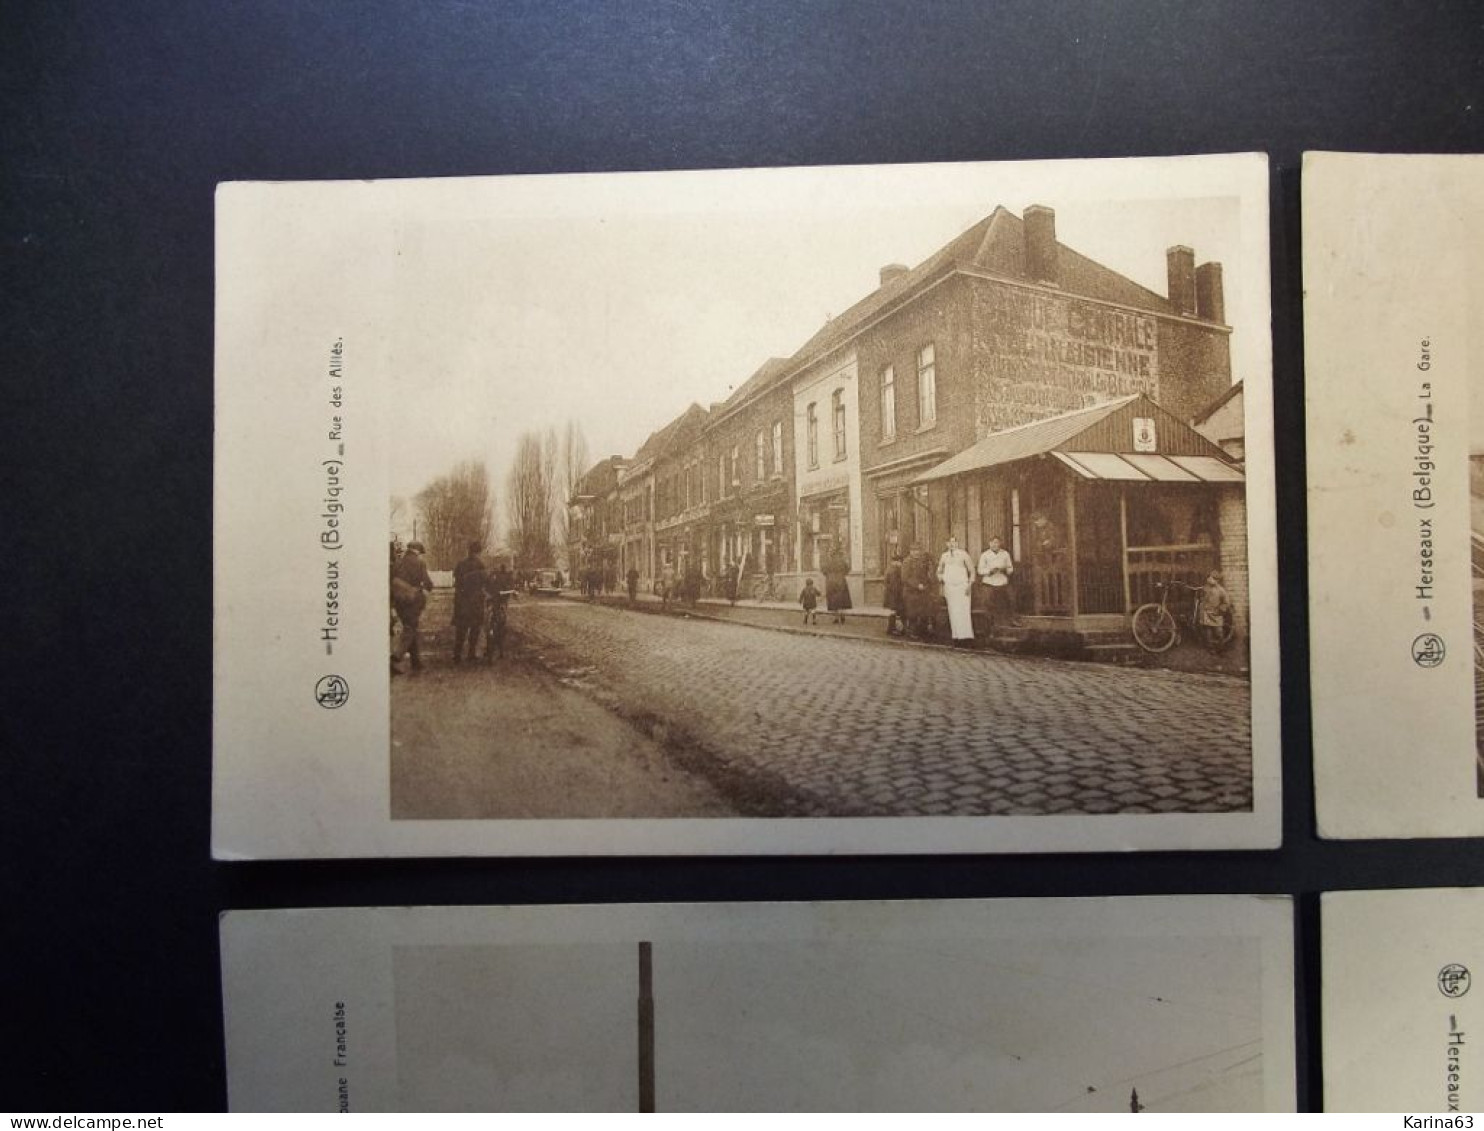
[385,165,1260,823]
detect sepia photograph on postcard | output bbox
[1323,887,1483,1112]
[1306,152,1484,839]
[213,154,1278,857]
[220,896,1296,1112]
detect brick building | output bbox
[703,357,793,583]
[838,206,1234,605]
[590,202,1246,644]
[616,403,708,589]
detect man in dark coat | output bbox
[902,542,935,640]
[626,565,640,603]
[451,540,489,665]
[391,540,434,673]
[883,551,906,636]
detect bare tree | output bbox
[556,420,591,551]
[414,460,493,570]
[506,431,556,573]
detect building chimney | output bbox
[1195,261,1225,323]
[1166,245,1196,315]
[879,263,909,287]
[1023,205,1059,285]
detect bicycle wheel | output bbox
[1131,603,1179,652]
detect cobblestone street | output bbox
[509,598,1252,817]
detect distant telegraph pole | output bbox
[638,941,655,1112]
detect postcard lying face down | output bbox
[213,154,1278,856]
[1323,888,1484,1112]
[1305,153,1484,838]
[220,897,1295,1112]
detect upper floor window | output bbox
[771,420,783,476]
[880,365,896,441]
[730,445,740,486]
[832,389,847,460]
[806,403,819,469]
[917,343,937,427]
[718,452,727,498]
[755,430,766,482]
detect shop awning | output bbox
[914,397,1135,483]
[912,392,1243,485]
[1052,451,1243,483]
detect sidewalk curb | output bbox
[539,591,1250,682]
[550,591,955,651]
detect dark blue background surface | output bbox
[5,0,1483,1110]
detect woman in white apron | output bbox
[937,536,976,645]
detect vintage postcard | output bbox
[1306,152,1484,838]
[1324,887,1482,1112]
[221,896,1296,1112]
[213,154,1278,856]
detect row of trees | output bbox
[399,422,589,572]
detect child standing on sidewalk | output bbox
[800,577,820,625]
[1200,570,1233,651]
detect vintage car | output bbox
[528,568,564,595]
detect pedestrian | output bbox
[800,577,820,625]
[388,536,404,640]
[451,540,489,665]
[660,560,676,609]
[903,541,935,639]
[822,543,852,624]
[723,561,740,606]
[1200,570,1234,651]
[883,550,906,637]
[937,535,976,646]
[626,565,640,603]
[485,561,516,662]
[976,534,1016,633]
[390,540,434,673]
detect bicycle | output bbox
[1130,580,1235,654]
[751,572,783,602]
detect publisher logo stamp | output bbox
[1413,634,1447,668]
[315,674,350,710]
[1439,963,1471,998]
